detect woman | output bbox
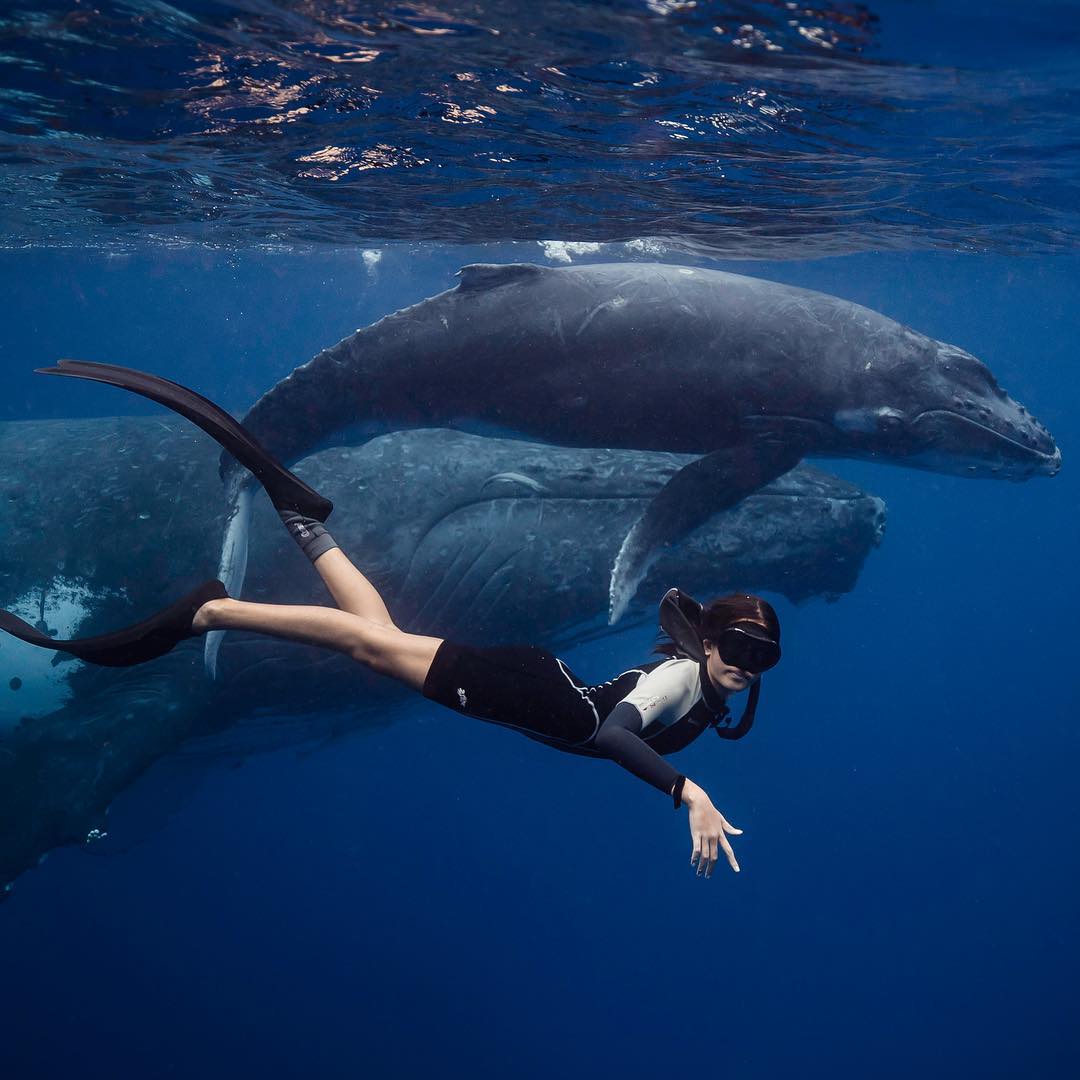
[1,362,782,879]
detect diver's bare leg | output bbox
[309,548,396,627]
[193,598,440,691]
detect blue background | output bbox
[1,247,1077,1077]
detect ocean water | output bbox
[1,3,1078,1079]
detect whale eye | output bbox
[833,407,907,435]
[876,407,907,432]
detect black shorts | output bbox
[421,640,602,752]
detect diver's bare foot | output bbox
[192,598,229,633]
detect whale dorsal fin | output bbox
[456,263,547,291]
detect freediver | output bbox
[1,361,783,879]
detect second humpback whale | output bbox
[0,419,885,892]
[214,261,1059,639]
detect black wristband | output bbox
[671,775,686,810]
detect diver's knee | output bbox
[348,635,381,669]
[347,621,402,672]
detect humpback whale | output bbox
[210,261,1058,648]
[0,418,885,893]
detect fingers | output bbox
[692,833,718,878]
[690,822,743,878]
[719,832,740,874]
[720,816,743,836]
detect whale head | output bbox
[831,340,1060,480]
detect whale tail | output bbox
[34,360,334,679]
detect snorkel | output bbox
[658,588,781,740]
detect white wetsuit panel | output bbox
[616,657,703,732]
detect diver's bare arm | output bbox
[594,703,743,878]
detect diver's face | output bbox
[702,639,758,695]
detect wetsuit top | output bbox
[420,641,733,799]
[587,656,731,799]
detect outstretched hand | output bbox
[683,780,742,877]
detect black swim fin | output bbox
[0,580,229,667]
[658,587,706,664]
[35,359,333,521]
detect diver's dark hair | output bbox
[654,592,780,657]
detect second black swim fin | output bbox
[35,359,333,521]
[0,580,229,667]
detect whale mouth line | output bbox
[912,409,1057,464]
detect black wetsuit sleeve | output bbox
[593,701,682,799]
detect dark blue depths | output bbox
[0,249,1077,1080]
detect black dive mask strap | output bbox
[714,678,760,741]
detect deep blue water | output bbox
[2,2,1080,1079]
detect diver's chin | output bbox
[721,671,751,691]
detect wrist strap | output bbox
[671,775,687,809]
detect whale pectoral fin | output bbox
[608,441,805,623]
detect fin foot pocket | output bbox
[0,580,229,667]
[35,360,333,521]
